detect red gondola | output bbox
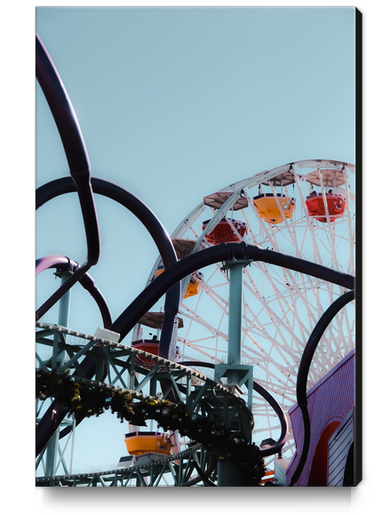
[132,339,160,368]
[305,192,346,223]
[202,218,247,245]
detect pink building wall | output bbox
[286,348,356,486]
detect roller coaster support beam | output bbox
[217,259,252,486]
[224,259,252,386]
[44,270,72,478]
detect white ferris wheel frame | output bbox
[133,158,356,465]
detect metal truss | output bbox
[36,322,255,485]
[36,442,218,487]
[35,322,235,401]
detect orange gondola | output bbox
[253,193,296,224]
[156,266,204,299]
[125,431,172,457]
[184,271,204,299]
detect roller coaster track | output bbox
[35,322,233,397]
[36,442,211,487]
[36,321,285,486]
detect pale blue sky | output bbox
[35,6,356,474]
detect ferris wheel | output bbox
[132,158,356,464]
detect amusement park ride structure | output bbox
[35,34,358,487]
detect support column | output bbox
[217,259,251,486]
[227,261,245,385]
[44,270,71,478]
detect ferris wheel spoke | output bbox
[268,182,301,256]
[179,305,228,342]
[241,339,298,385]
[293,174,326,266]
[198,284,229,316]
[243,266,311,356]
[243,190,280,251]
[178,337,221,362]
[241,208,258,245]
[242,283,302,362]
[297,224,311,259]
[344,197,355,276]
[341,303,355,347]
[282,269,319,329]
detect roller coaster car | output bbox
[202,218,248,245]
[125,431,172,457]
[305,192,346,223]
[253,193,296,224]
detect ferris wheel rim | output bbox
[167,158,355,249]
[142,158,355,281]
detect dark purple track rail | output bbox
[36,34,100,319]
[288,289,355,486]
